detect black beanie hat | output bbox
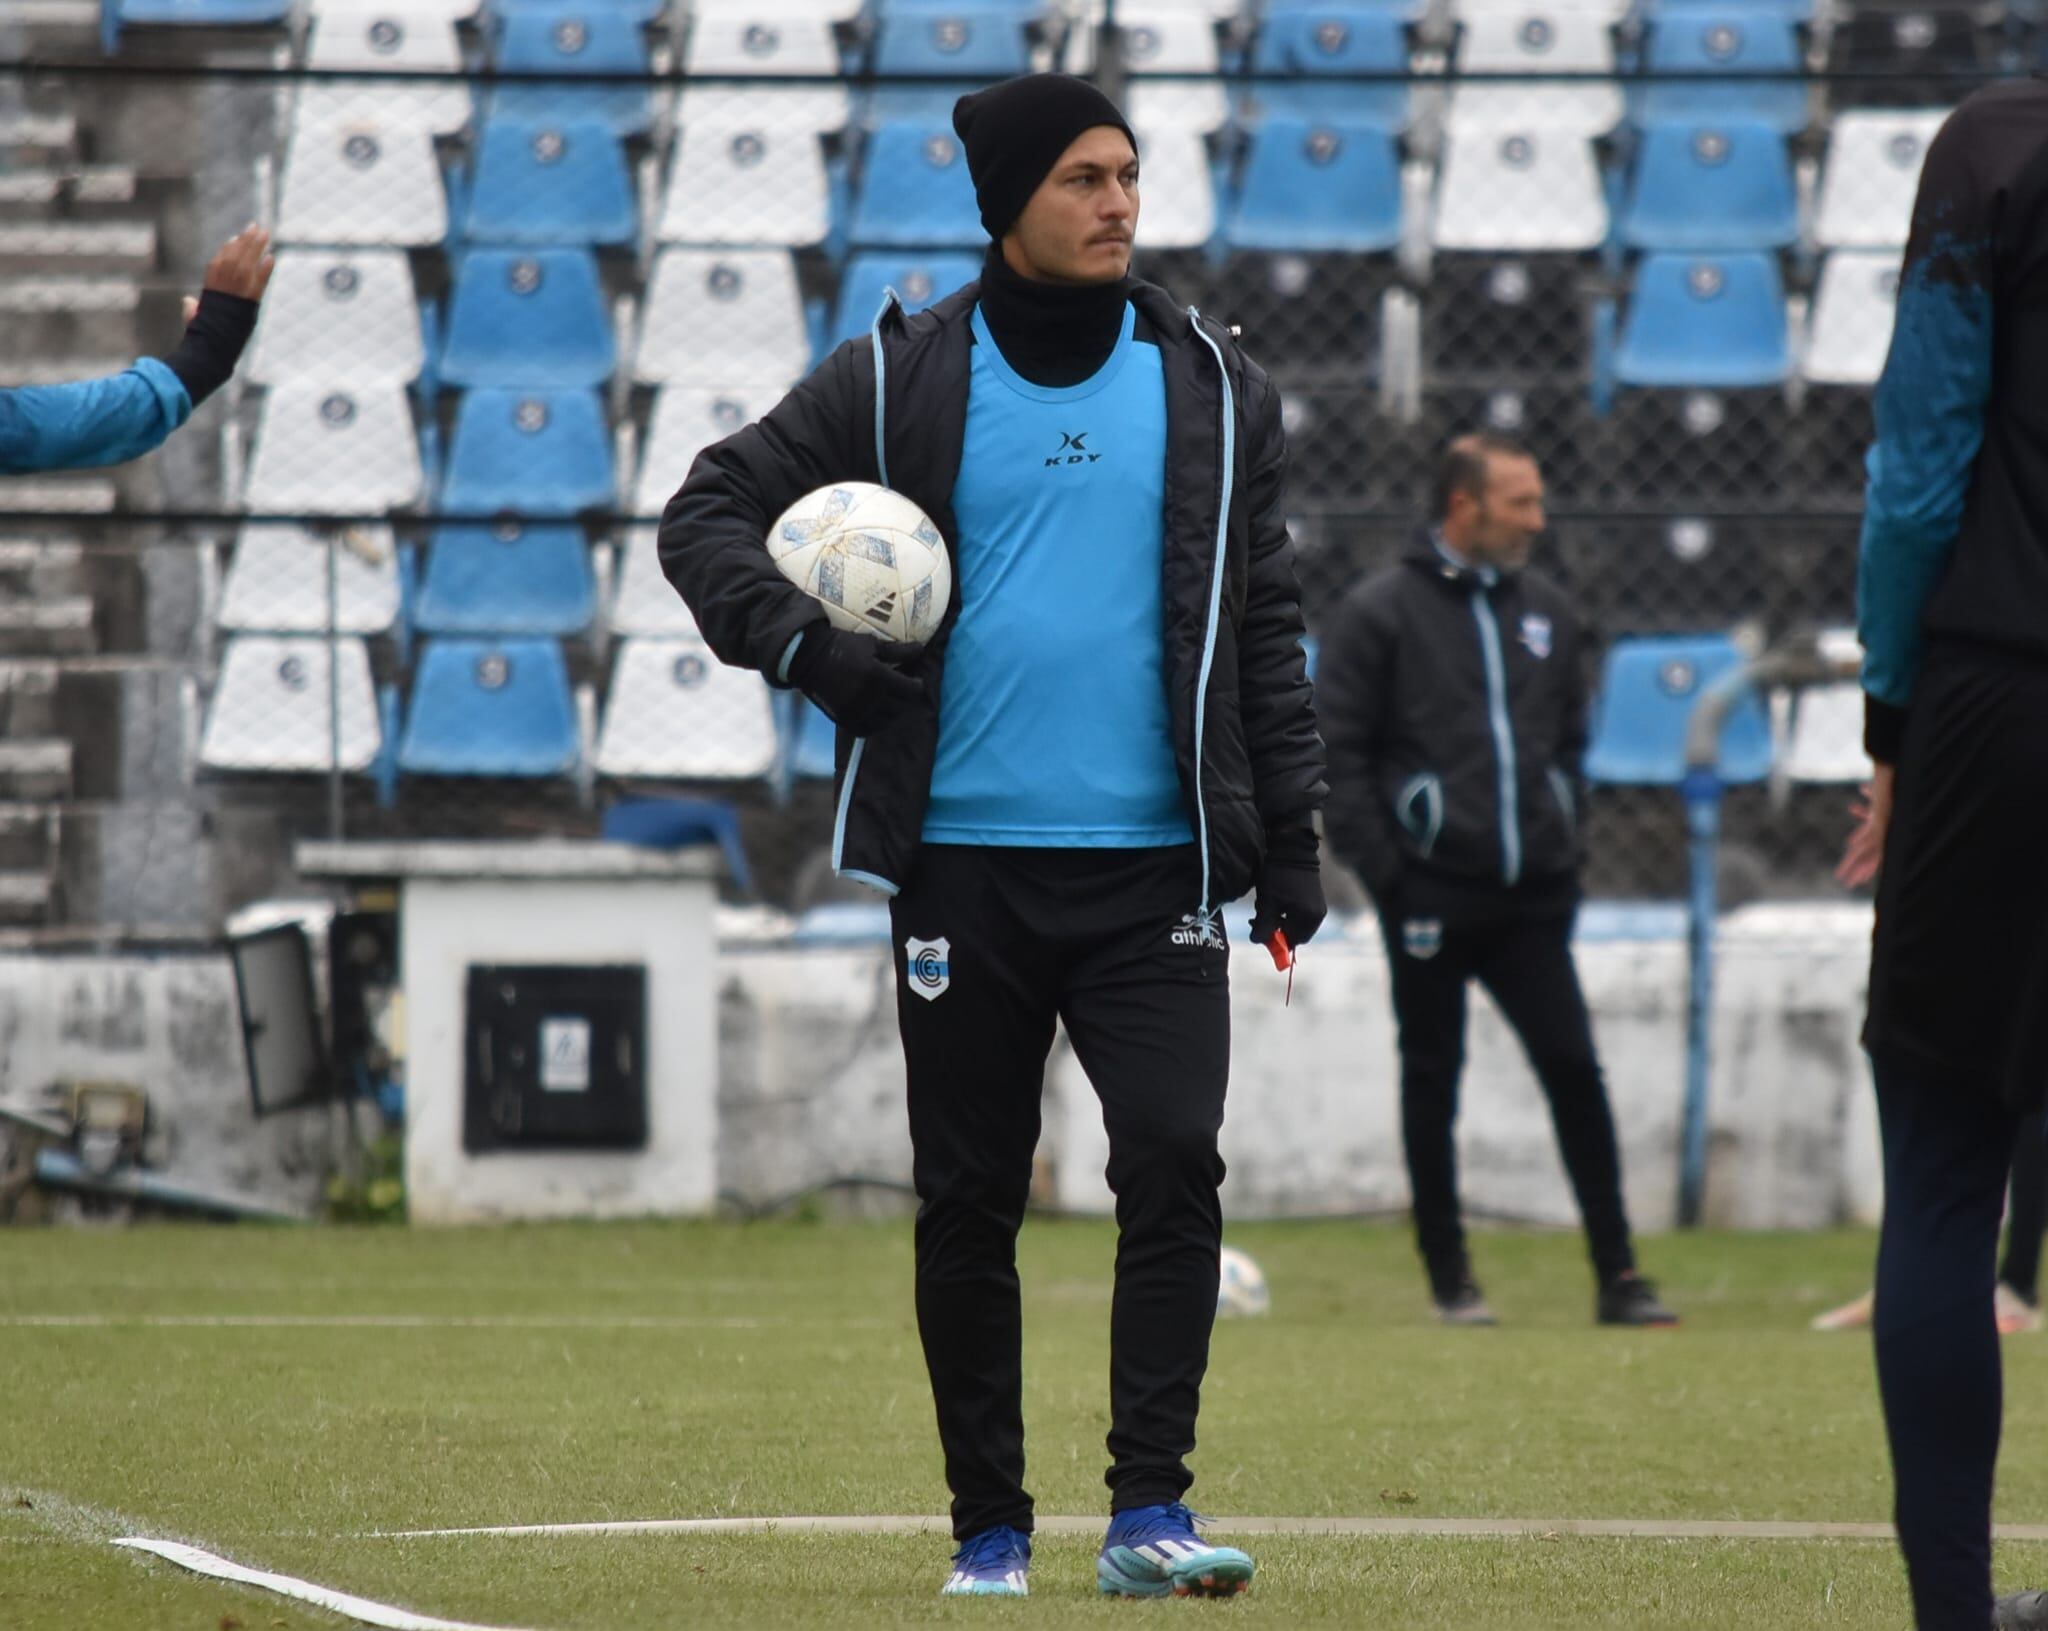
[951,74,1138,241]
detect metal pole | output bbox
[1674,635,1856,1226]
[325,528,342,841]
[1678,765,1722,1227]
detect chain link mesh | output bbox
[0,4,2005,935]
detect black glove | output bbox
[786,623,924,737]
[1250,824,1327,950]
[160,289,259,407]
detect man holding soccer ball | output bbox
[661,73,1326,1601]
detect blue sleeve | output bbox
[0,358,193,475]
[1855,111,1996,759]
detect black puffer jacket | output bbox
[1319,531,1588,908]
[658,277,1326,911]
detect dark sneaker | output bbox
[1598,1272,1680,1328]
[1995,1590,2048,1628]
[1435,1278,1499,1326]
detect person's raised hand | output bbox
[201,224,275,303]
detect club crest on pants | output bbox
[1403,917,1444,961]
[904,936,951,1000]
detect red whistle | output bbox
[1266,928,1292,971]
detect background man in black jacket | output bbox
[659,74,1326,1601]
[1320,435,1674,1329]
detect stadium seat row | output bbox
[195,624,1871,789]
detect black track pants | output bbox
[1872,1052,2020,1631]
[1379,904,1636,1295]
[889,843,1231,1541]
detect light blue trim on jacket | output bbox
[1470,589,1522,887]
[0,357,191,474]
[831,289,904,893]
[1185,308,1236,919]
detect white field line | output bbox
[114,1538,539,1631]
[374,1514,2048,1543]
[0,1313,880,1331]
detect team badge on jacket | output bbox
[1520,614,1553,660]
[1403,918,1444,961]
[905,936,951,1000]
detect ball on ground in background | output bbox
[766,481,951,645]
[1216,1246,1270,1318]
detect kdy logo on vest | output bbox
[1046,430,1104,469]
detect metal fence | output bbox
[0,9,2012,937]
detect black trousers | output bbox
[1867,649,2048,1628]
[2001,1112,2048,1303]
[889,843,1230,1541]
[1379,902,1636,1294]
[1873,1052,2020,1631]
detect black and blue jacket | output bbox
[1859,79,2048,760]
[1319,530,1588,911]
[658,276,1327,914]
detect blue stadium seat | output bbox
[489,7,652,135]
[849,123,984,249]
[415,521,597,637]
[1619,121,1798,253]
[495,0,663,15]
[440,248,615,390]
[1613,253,1791,388]
[462,119,635,247]
[1640,9,1809,134]
[1226,118,1402,253]
[1584,634,1773,784]
[1247,8,1411,128]
[441,389,615,515]
[398,638,581,778]
[109,0,289,25]
[831,252,980,347]
[871,10,1034,76]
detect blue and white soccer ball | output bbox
[767,481,952,645]
[1217,1246,1270,1319]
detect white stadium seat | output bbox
[1814,109,1947,251]
[675,81,853,138]
[689,0,862,23]
[243,250,423,388]
[301,11,471,138]
[612,525,705,638]
[1803,249,1898,387]
[635,248,810,389]
[201,635,383,774]
[1784,633,1872,784]
[1448,12,1625,137]
[274,108,448,247]
[1131,125,1216,251]
[684,11,843,76]
[1454,0,1629,23]
[309,0,478,18]
[244,383,423,514]
[633,383,787,517]
[1064,6,1220,74]
[660,119,831,247]
[595,636,779,780]
[1433,127,1607,252]
[218,523,402,636]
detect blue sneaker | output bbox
[940,1525,1030,1597]
[1097,1503,1253,1598]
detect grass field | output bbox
[5,1217,2048,1629]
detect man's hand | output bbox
[200,224,275,304]
[1836,762,1897,890]
[786,624,925,736]
[1250,827,1327,951]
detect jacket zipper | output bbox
[1185,307,1235,920]
[1470,587,1522,887]
[828,290,904,897]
